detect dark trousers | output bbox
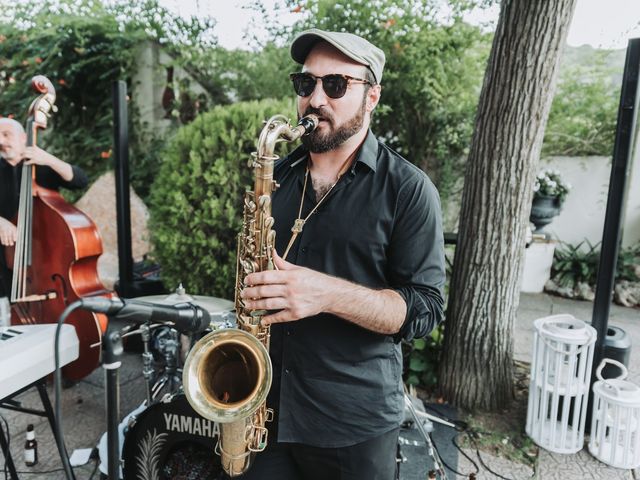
[231,427,400,480]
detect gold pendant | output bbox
[292,218,305,234]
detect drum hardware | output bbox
[121,322,185,404]
[403,391,450,480]
[150,326,182,400]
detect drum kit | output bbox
[99,285,234,480]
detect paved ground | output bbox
[1,292,639,479]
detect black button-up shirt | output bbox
[268,129,445,447]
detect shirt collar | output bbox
[288,129,379,172]
[353,129,378,172]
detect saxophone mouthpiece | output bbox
[298,114,319,134]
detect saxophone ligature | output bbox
[183,113,318,477]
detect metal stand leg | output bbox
[36,381,76,480]
[149,328,181,401]
[140,324,154,404]
[102,324,124,480]
[0,420,18,480]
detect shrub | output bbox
[550,240,640,289]
[149,98,298,298]
[403,325,444,391]
[543,50,619,157]
[551,241,600,288]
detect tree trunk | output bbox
[439,0,577,411]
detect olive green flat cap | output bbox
[290,28,385,84]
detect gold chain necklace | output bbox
[282,153,355,260]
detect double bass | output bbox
[6,76,110,381]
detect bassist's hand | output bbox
[0,217,17,246]
[22,146,74,182]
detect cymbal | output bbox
[135,290,234,314]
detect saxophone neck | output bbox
[257,114,319,158]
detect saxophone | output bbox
[183,114,318,477]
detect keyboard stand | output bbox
[0,378,76,480]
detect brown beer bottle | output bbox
[24,424,38,466]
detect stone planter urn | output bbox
[530,194,562,232]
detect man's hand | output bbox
[0,217,17,246]
[22,146,56,167]
[22,147,74,181]
[241,250,406,335]
[241,249,336,326]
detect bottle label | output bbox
[25,448,35,464]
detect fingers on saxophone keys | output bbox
[244,297,286,311]
[241,284,286,300]
[261,310,291,326]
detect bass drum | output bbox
[122,393,223,480]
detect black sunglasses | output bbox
[289,72,371,99]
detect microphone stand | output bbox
[404,392,449,480]
[102,321,124,479]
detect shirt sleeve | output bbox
[36,164,89,191]
[388,172,446,342]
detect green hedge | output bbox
[149,98,298,298]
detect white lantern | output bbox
[589,359,640,469]
[526,314,597,453]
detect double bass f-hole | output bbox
[51,273,68,304]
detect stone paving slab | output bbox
[457,447,535,479]
[536,448,633,480]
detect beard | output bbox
[300,96,367,153]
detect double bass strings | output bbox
[11,148,35,307]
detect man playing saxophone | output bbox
[238,29,446,480]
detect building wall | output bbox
[541,154,639,248]
[131,41,209,133]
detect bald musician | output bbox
[0,117,88,297]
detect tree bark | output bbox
[439,0,577,411]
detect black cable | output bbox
[431,430,478,478]
[418,402,536,480]
[87,457,100,480]
[450,432,480,476]
[462,429,536,480]
[54,300,84,480]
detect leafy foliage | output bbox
[615,243,640,283]
[551,241,600,288]
[148,98,298,298]
[192,43,297,104]
[543,50,619,157]
[0,0,217,198]
[403,325,444,390]
[550,240,640,289]
[230,0,493,200]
